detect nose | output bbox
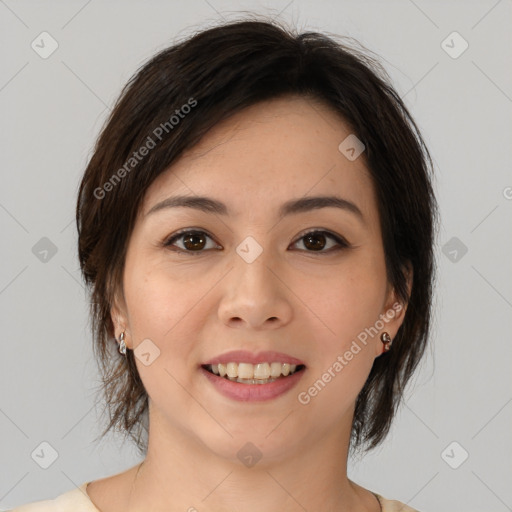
[217,246,293,331]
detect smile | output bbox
[200,363,306,401]
[202,362,305,384]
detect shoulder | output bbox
[375,494,421,512]
[9,483,99,512]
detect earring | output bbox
[118,332,127,356]
[380,332,392,353]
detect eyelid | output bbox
[292,227,349,244]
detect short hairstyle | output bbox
[76,16,438,455]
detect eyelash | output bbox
[162,228,351,255]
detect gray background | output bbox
[1,1,511,511]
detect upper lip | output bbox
[202,350,305,366]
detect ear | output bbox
[373,262,413,357]
[110,288,131,347]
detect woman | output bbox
[13,16,438,512]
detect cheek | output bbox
[124,276,173,339]
[122,260,206,366]
[298,255,387,348]
[292,253,386,407]
[123,265,206,409]
[124,245,204,331]
[295,268,383,419]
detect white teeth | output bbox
[238,362,254,379]
[226,362,238,378]
[270,362,282,378]
[208,362,299,380]
[253,363,270,379]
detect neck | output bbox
[124,404,379,512]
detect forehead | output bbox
[141,96,377,224]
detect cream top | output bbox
[10,482,420,511]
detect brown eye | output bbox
[303,233,327,251]
[182,232,206,251]
[164,230,219,253]
[292,230,349,253]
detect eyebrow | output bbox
[146,194,365,223]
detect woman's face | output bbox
[113,95,408,464]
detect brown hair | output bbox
[76,16,438,455]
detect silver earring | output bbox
[118,332,127,356]
[380,332,392,352]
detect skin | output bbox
[86,95,411,512]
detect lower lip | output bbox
[199,366,306,402]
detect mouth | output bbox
[201,362,306,385]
